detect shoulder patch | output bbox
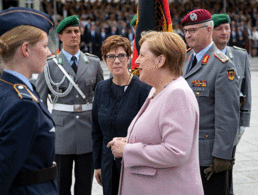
[214,51,229,63]
[85,52,99,58]
[186,48,192,52]
[13,84,39,103]
[233,46,246,51]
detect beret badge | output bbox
[190,13,198,21]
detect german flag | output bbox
[131,0,173,76]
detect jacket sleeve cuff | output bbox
[240,111,251,127]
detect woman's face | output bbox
[135,41,159,85]
[29,32,51,74]
[104,46,130,77]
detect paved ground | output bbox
[74,57,258,195]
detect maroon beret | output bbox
[181,9,212,26]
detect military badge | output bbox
[227,69,235,81]
[58,57,63,65]
[202,55,209,64]
[190,13,198,21]
[192,80,207,87]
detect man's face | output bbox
[58,26,81,48]
[183,23,209,51]
[212,23,231,46]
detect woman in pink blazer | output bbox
[107,32,204,195]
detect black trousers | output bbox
[55,153,94,195]
[200,166,229,195]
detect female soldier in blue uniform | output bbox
[0,7,57,195]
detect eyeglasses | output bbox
[183,26,208,35]
[106,53,128,62]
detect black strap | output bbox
[71,56,78,74]
[12,164,57,186]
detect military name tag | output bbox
[192,80,207,87]
[227,69,235,81]
[192,87,205,91]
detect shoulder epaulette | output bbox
[0,79,38,102]
[85,52,98,58]
[233,46,246,51]
[186,48,192,52]
[13,84,39,102]
[214,51,229,63]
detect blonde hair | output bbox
[139,31,186,76]
[0,25,45,63]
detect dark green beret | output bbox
[56,15,79,34]
[130,15,137,27]
[212,14,230,28]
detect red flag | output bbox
[131,0,173,75]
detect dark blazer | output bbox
[92,76,151,195]
[0,72,57,195]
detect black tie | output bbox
[190,56,197,71]
[71,56,77,74]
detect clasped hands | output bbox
[107,137,127,158]
[204,157,235,181]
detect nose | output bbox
[46,47,52,58]
[114,56,120,63]
[135,56,140,65]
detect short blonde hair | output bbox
[139,31,186,76]
[101,35,132,60]
[0,25,45,63]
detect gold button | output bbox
[205,135,209,138]
[196,92,200,96]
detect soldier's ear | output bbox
[20,42,29,57]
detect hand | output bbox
[204,165,214,181]
[94,169,102,186]
[213,157,234,173]
[107,137,127,158]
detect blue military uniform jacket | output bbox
[183,43,240,167]
[92,76,151,195]
[0,71,57,195]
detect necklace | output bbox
[125,73,132,86]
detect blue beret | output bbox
[0,7,54,36]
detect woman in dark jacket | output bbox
[92,35,151,195]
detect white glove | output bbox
[238,126,246,142]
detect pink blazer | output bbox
[119,77,204,195]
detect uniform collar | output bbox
[4,69,33,91]
[62,49,80,65]
[220,46,227,54]
[193,41,214,63]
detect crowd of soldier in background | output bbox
[37,0,258,58]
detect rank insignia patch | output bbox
[192,80,207,87]
[202,55,209,64]
[227,69,235,81]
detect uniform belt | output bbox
[12,162,57,186]
[52,103,93,112]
